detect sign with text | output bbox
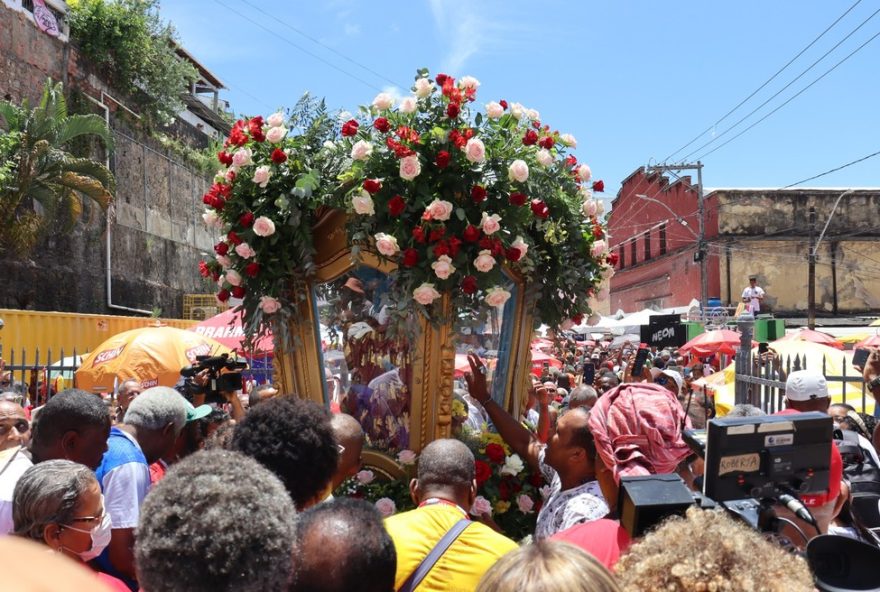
[640,316,687,348]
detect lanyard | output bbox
[418,497,470,519]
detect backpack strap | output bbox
[398,519,471,592]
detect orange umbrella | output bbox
[855,335,880,350]
[775,328,843,350]
[679,329,753,357]
[75,325,234,392]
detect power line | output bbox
[783,150,880,188]
[662,0,865,163]
[211,0,385,93]
[695,28,880,161]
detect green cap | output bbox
[183,399,213,423]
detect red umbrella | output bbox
[855,335,880,350]
[679,329,753,357]
[530,350,563,377]
[189,309,274,353]
[775,328,843,350]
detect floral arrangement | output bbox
[334,449,419,518]
[335,68,612,328]
[198,96,341,349]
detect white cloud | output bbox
[427,0,519,74]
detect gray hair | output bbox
[117,379,140,395]
[135,450,296,592]
[569,385,598,407]
[725,404,767,418]
[124,386,187,434]
[13,460,97,541]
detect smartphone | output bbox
[853,347,871,369]
[758,342,769,355]
[583,362,596,384]
[631,345,649,377]
[557,374,571,390]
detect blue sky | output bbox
[161,0,879,205]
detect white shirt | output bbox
[102,430,151,530]
[742,286,765,313]
[0,448,33,536]
[534,448,608,540]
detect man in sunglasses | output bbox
[0,399,33,536]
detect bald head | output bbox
[330,413,365,489]
[416,439,475,491]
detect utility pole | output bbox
[645,162,707,311]
[808,206,816,330]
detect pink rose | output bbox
[267,112,285,128]
[202,209,221,228]
[508,159,529,183]
[459,75,480,89]
[374,232,400,257]
[372,92,394,110]
[464,138,485,163]
[577,163,592,182]
[527,108,540,121]
[536,149,553,168]
[260,295,281,314]
[424,199,453,221]
[352,191,375,215]
[561,319,575,331]
[431,255,456,280]
[516,494,535,514]
[225,269,242,286]
[511,236,528,258]
[582,199,599,217]
[232,147,252,167]
[560,133,577,148]
[215,254,232,269]
[413,283,441,305]
[234,242,256,259]
[473,250,496,273]
[350,140,373,161]
[252,165,271,188]
[414,77,434,98]
[485,286,511,307]
[399,96,417,114]
[265,126,287,144]
[356,470,374,484]
[375,497,397,518]
[480,212,501,235]
[252,216,276,237]
[397,449,417,465]
[399,154,421,181]
[470,495,493,517]
[485,101,504,119]
[591,239,607,258]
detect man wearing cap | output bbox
[149,399,213,484]
[741,275,765,315]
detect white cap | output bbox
[661,369,684,393]
[785,370,829,401]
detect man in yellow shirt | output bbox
[384,439,518,592]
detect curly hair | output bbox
[231,397,338,509]
[135,450,296,592]
[615,508,815,592]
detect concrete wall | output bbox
[0,3,217,317]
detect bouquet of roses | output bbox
[334,449,418,518]
[335,68,612,329]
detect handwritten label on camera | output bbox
[718,453,760,475]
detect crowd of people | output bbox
[0,341,879,591]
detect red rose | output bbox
[432,241,450,258]
[475,460,492,486]
[435,151,451,169]
[245,262,260,278]
[470,185,487,203]
[572,314,584,325]
[373,117,391,133]
[592,179,605,193]
[227,231,242,246]
[251,129,265,143]
[448,236,462,257]
[530,199,550,219]
[461,275,478,295]
[429,227,446,243]
[341,119,359,137]
[490,238,504,258]
[412,227,426,243]
[202,194,213,205]
[593,223,604,239]
[270,148,287,164]
[228,125,248,146]
[531,120,541,130]
[239,212,254,228]
[217,151,233,166]
[435,73,450,86]
[216,289,230,302]
[211,271,220,282]
[565,154,577,167]
[226,171,236,183]
[463,225,481,243]
[498,479,511,501]
[538,136,554,149]
[529,473,545,487]
[402,248,419,267]
[508,192,527,206]
[448,129,467,149]
[485,443,505,464]
[505,247,522,262]
[387,195,406,217]
[499,99,508,109]
[522,130,538,146]
[231,285,246,299]
[608,251,620,266]
[478,236,493,250]
[446,103,460,119]
[214,242,229,256]
[363,179,382,194]
[198,261,210,278]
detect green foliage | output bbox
[0,80,115,256]
[67,0,198,125]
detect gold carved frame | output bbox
[274,209,536,469]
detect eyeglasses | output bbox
[0,419,30,436]
[67,510,104,524]
[655,376,670,386]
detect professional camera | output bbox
[180,354,247,405]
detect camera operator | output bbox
[178,356,247,422]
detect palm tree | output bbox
[0,79,115,256]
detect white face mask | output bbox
[63,508,112,561]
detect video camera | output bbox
[181,354,247,405]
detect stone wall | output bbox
[0,2,218,317]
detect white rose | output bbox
[560,133,577,148]
[485,101,504,119]
[372,92,394,110]
[480,212,501,235]
[473,250,496,273]
[252,165,271,188]
[413,282,441,305]
[323,140,336,150]
[399,96,417,114]
[267,112,285,128]
[202,209,220,228]
[527,108,540,121]
[459,75,481,89]
[596,200,605,216]
[510,102,525,119]
[232,147,252,167]
[577,163,592,182]
[352,191,375,215]
[464,138,485,163]
[582,199,599,217]
[225,269,242,287]
[399,154,422,181]
[508,159,529,183]
[511,236,529,258]
[374,232,400,257]
[424,199,453,221]
[500,454,525,476]
[350,140,373,161]
[431,255,456,280]
[266,126,287,144]
[414,77,434,98]
[485,286,511,308]
[536,149,553,168]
